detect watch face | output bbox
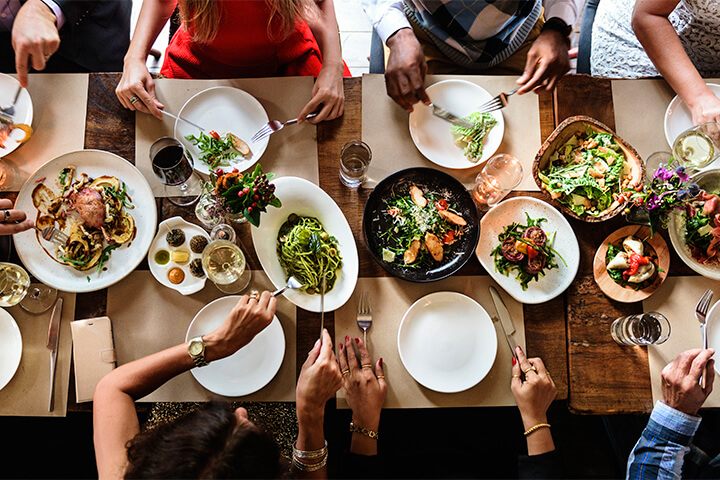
[189,341,203,355]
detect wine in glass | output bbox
[672,122,720,170]
[150,137,202,206]
[201,239,252,294]
[0,263,58,313]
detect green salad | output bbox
[185,130,250,169]
[537,127,628,217]
[451,112,497,162]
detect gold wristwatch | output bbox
[188,336,208,367]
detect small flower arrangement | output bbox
[203,164,281,227]
[622,160,700,235]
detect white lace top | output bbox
[590,0,720,78]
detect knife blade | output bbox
[47,297,63,411]
[429,103,474,129]
[489,286,518,359]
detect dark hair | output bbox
[124,401,286,479]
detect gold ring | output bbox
[512,374,521,378]
[341,369,350,376]
[376,375,385,379]
[545,371,551,376]
[129,96,139,104]
[361,364,373,369]
[523,366,537,374]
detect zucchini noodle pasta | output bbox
[277,214,342,294]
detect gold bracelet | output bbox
[523,423,551,437]
[292,440,327,459]
[349,421,379,440]
[292,453,328,472]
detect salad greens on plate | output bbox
[451,112,497,163]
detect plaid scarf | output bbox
[404,0,541,70]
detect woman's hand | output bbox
[296,329,343,419]
[298,62,345,124]
[688,93,720,126]
[511,347,557,429]
[202,292,276,362]
[0,199,33,235]
[337,336,386,432]
[116,57,164,119]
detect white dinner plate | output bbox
[703,300,720,376]
[174,86,269,175]
[14,150,157,292]
[397,291,497,393]
[0,308,22,391]
[476,197,580,304]
[409,79,504,169]
[250,176,359,312]
[148,217,209,295]
[0,73,33,158]
[664,83,720,147]
[186,296,285,396]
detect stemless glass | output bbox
[0,159,17,191]
[644,151,673,181]
[610,312,670,346]
[150,137,202,206]
[471,154,523,209]
[201,239,251,294]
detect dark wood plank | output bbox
[85,73,135,163]
[555,75,615,130]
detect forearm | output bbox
[307,0,344,71]
[124,0,177,63]
[295,408,328,479]
[522,416,555,456]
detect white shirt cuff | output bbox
[375,5,412,45]
[40,0,65,29]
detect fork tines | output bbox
[476,88,518,114]
[251,125,271,143]
[696,289,714,321]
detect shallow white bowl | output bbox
[148,217,209,295]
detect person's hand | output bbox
[688,93,720,126]
[337,336,386,432]
[661,348,715,416]
[298,62,345,124]
[296,329,343,419]
[116,57,164,119]
[202,292,276,361]
[516,30,570,95]
[11,0,60,88]
[384,28,430,112]
[511,347,557,429]
[0,199,33,235]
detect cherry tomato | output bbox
[436,199,448,211]
[442,231,455,244]
[526,244,539,259]
[209,131,220,140]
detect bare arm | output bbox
[299,0,345,123]
[633,0,720,125]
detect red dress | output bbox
[161,0,351,78]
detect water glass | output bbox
[471,154,523,209]
[150,137,202,206]
[0,159,17,191]
[611,312,671,346]
[340,140,371,187]
[644,151,673,181]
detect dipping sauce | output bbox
[168,267,185,284]
[154,250,170,265]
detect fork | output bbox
[34,226,69,246]
[695,288,713,389]
[272,276,304,297]
[1,84,22,119]
[476,87,519,114]
[250,113,318,143]
[356,291,372,345]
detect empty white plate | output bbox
[0,308,22,391]
[0,73,33,158]
[397,291,497,393]
[664,83,720,147]
[409,79,504,169]
[186,296,285,397]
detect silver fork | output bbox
[1,84,22,119]
[695,289,713,389]
[272,276,304,297]
[34,226,69,246]
[477,87,519,114]
[250,113,318,143]
[356,291,372,345]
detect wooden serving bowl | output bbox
[533,115,644,222]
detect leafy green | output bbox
[685,213,712,252]
[97,244,121,272]
[185,132,239,169]
[451,112,498,162]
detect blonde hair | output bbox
[180,0,319,44]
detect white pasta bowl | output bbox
[250,176,359,312]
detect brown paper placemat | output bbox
[643,276,720,407]
[135,77,319,196]
[335,276,525,408]
[106,270,296,402]
[5,74,88,191]
[0,292,76,417]
[361,74,541,190]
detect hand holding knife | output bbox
[489,286,518,360]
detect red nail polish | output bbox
[355,337,360,344]
[512,357,516,366]
[518,346,523,353]
[345,335,350,342]
[339,343,343,350]
[379,358,383,367]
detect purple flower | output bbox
[654,167,674,181]
[646,193,661,210]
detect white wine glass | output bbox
[201,239,252,294]
[0,263,58,313]
[672,122,720,170]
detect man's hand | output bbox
[385,28,430,112]
[11,0,60,88]
[516,30,570,95]
[661,348,715,416]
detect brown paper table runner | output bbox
[135,77,319,196]
[643,276,720,407]
[0,292,76,417]
[361,74,541,190]
[5,74,88,191]
[335,276,525,409]
[106,270,296,402]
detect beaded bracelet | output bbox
[523,423,551,437]
[349,421,379,440]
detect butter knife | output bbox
[429,103,474,129]
[47,297,63,411]
[489,286,518,359]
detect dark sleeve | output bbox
[337,452,385,479]
[51,0,94,27]
[518,450,566,479]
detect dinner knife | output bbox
[488,286,518,359]
[428,103,474,129]
[160,109,207,132]
[47,297,63,412]
[319,275,326,342]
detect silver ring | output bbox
[2,210,9,220]
[129,96,139,105]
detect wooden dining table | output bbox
[7,72,691,416]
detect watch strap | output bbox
[542,17,572,38]
[188,336,209,368]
